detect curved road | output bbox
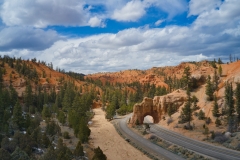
[150,124,240,160]
[116,115,184,160]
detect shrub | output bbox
[184,124,193,130]
[167,117,173,126]
[63,131,70,139]
[205,117,211,125]
[215,118,222,127]
[214,132,228,144]
[198,110,205,120]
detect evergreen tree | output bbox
[12,100,24,129]
[179,89,193,127]
[235,83,240,126]
[78,117,91,143]
[74,141,84,157]
[182,66,191,90]
[212,95,219,117]
[0,148,11,160]
[213,69,219,91]
[42,104,51,119]
[41,146,57,160]
[24,82,33,111]
[218,65,223,76]
[225,82,235,132]
[225,82,234,117]
[57,110,66,124]
[205,75,214,101]
[11,147,30,160]
[92,146,107,160]
[198,110,205,120]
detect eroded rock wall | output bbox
[130,89,187,125]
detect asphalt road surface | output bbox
[146,119,240,160]
[116,115,184,160]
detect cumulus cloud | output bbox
[0,27,59,51]
[155,19,164,26]
[112,0,146,22]
[0,0,239,74]
[0,0,90,28]
[188,0,222,16]
[148,0,188,18]
[88,16,105,27]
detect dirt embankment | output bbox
[89,108,150,160]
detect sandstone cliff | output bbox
[130,89,187,125]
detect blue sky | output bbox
[0,0,239,74]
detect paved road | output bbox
[116,115,184,160]
[149,123,240,160]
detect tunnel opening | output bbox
[143,115,154,124]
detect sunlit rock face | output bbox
[130,89,187,125]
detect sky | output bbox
[0,0,239,74]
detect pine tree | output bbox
[205,75,214,101]
[225,82,235,132]
[212,95,219,117]
[179,89,192,127]
[92,146,107,160]
[182,66,191,90]
[225,82,234,117]
[12,100,24,129]
[235,83,240,126]
[24,82,33,111]
[218,65,222,77]
[74,141,84,157]
[78,117,91,143]
[213,69,219,91]
[42,104,51,119]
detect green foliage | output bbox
[24,82,33,111]
[212,95,219,117]
[225,82,234,117]
[46,121,61,136]
[42,104,51,119]
[167,103,177,117]
[74,141,84,157]
[105,103,115,120]
[63,131,70,139]
[92,146,107,160]
[191,95,199,111]
[182,66,192,90]
[56,138,73,160]
[78,117,91,143]
[0,148,11,160]
[205,75,214,101]
[215,118,222,127]
[41,146,57,160]
[235,83,240,124]
[12,100,25,129]
[179,89,193,126]
[11,147,30,160]
[198,110,205,120]
[57,110,66,124]
[117,104,133,115]
[218,65,223,76]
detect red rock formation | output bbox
[130,89,187,125]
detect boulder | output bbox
[130,89,187,125]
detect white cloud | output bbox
[88,17,105,27]
[0,27,59,51]
[188,0,222,16]
[112,0,146,22]
[148,0,188,18]
[155,19,164,26]
[0,0,90,28]
[0,0,239,74]
[193,0,240,30]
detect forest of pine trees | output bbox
[0,55,98,160]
